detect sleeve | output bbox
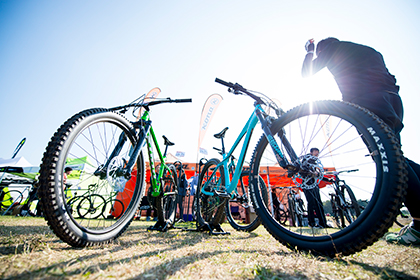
[301,52,329,78]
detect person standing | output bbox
[63,167,73,199]
[177,168,188,222]
[302,148,328,228]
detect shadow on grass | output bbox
[349,260,419,280]
[0,224,57,256]
[1,220,418,280]
[3,227,291,279]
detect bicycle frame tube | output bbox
[200,110,259,197]
[224,111,259,194]
[254,104,290,168]
[146,125,171,197]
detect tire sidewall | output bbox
[54,111,144,243]
[250,101,404,254]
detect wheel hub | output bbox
[107,156,128,192]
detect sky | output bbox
[1,0,420,169]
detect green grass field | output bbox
[0,216,419,279]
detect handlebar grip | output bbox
[175,98,192,103]
[215,78,234,88]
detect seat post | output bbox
[164,144,169,158]
[162,135,175,158]
[220,138,226,155]
[213,127,229,155]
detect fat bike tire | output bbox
[250,100,407,256]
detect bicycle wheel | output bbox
[295,199,305,227]
[78,194,107,219]
[38,108,146,247]
[277,207,289,225]
[340,184,361,227]
[196,158,227,228]
[250,100,407,256]
[107,198,125,219]
[66,195,85,218]
[225,172,267,232]
[287,196,303,227]
[0,190,23,214]
[330,195,343,228]
[155,164,178,230]
[0,190,23,207]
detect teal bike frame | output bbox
[200,103,278,197]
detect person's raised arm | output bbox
[302,39,315,78]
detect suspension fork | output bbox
[93,119,151,179]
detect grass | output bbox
[0,216,419,279]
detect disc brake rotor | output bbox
[107,156,128,192]
[292,154,325,190]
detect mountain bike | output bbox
[38,93,191,247]
[326,170,361,228]
[276,186,306,227]
[66,183,125,219]
[215,78,407,256]
[210,135,267,232]
[195,80,276,234]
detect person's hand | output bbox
[305,39,315,53]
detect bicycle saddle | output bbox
[214,127,229,139]
[162,135,175,146]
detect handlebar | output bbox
[215,77,265,105]
[215,78,235,88]
[109,97,192,111]
[174,98,192,103]
[215,78,247,95]
[144,98,192,107]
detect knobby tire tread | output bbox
[250,100,407,256]
[38,108,145,247]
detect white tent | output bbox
[0,157,33,168]
[0,157,35,204]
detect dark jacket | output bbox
[302,41,399,101]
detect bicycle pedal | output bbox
[214,190,230,198]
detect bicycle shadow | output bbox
[3,222,280,279]
[0,224,57,256]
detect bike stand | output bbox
[180,222,230,235]
[147,220,171,232]
[206,224,230,236]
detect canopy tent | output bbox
[65,156,98,194]
[0,157,33,168]
[0,157,37,184]
[0,157,36,210]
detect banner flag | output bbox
[137,87,161,119]
[175,151,185,158]
[12,138,26,159]
[199,148,208,155]
[197,94,223,154]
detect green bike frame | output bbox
[140,110,172,198]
